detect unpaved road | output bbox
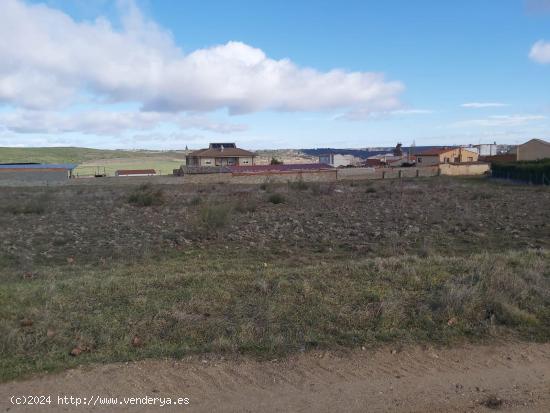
[1,341,549,412]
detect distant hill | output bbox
[301,146,439,159]
[0,147,187,164]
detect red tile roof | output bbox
[115,169,156,175]
[229,163,333,173]
[417,147,458,156]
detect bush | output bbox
[267,193,285,204]
[234,196,257,213]
[200,203,232,229]
[288,178,309,191]
[188,195,202,206]
[128,184,164,207]
[259,178,274,192]
[366,187,377,193]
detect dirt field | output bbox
[1,177,549,267]
[1,176,549,411]
[1,341,549,412]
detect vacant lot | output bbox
[0,176,549,381]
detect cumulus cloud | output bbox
[460,102,508,108]
[529,40,550,64]
[0,110,247,135]
[0,0,404,116]
[452,114,547,128]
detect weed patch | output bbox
[267,193,285,204]
[200,203,232,229]
[127,184,164,207]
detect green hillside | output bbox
[0,147,187,165]
[0,147,188,176]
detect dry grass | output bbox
[127,183,164,207]
[0,248,548,382]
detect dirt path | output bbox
[1,341,549,412]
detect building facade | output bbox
[318,153,355,167]
[186,143,255,167]
[473,143,497,156]
[515,139,550,161]
[416,147,479,166]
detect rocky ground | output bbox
[0,177,549,269]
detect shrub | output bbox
[200,203,232,229]
[366,187,377,193]
[188,195,202,206]
[127,184,164,207]
[234,196,257,213]
[288,178,309,191]
[267,193,285,204]
[259,178,274,192]
[310,182,334,195]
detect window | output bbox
[444,157,450,163]
[468,157,473,162]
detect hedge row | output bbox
[491,159,550,185]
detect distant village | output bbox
[1,138,549,186]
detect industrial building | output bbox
[0,163,77,185]
[318,153,356,167]
[473,143,498,156]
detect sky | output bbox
[0,0,549,150]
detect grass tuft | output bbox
[199,203,232,229]
[267,193,285,204]
[127,184,164,207]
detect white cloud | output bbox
[452,114,547,128]
[0,0,404,116]
[0,110,247,135]
[460,102,508,108]
[529,40,550,64]
[338,107,432,121]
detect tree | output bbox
[270,157,283,165]
[393,143,403,156]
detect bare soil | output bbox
[1,177,549,268]
[1,341,549,412]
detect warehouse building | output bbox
[0,163,77,185]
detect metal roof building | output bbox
[0,163,77,185]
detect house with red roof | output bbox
[186,143,256,167]
[416,147,479,166]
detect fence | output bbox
[2,163,491,187]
